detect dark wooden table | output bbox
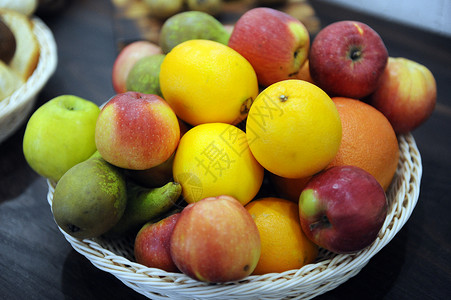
[1,0,450,299]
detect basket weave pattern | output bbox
[0,18,57,143]
[47,134,422,300]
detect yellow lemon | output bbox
[246,79,342,178]
[159,39,259,126]
[173,123,264,205]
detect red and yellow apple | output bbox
[228,7,310,87]
[368,57,437,134]
[299,166,387,254]
[309,20,388,98]
[95,92,180,170]
[112,41,162,94]
[125,119,189,187]
[134,213,180,272]
[170,195,261,283]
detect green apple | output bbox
[23,95,100,182]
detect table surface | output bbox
[1,0,450,299]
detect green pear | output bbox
[159,11,230,54]
[106,181,182,237]
[125,54,165,96]
[52,157,127,239]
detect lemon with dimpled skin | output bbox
[172,123,264,205]
[246,79,342,179]
[159,39,259,126]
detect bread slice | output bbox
[0,8,39,81]
[0,60,23,100]
[0,0,38,16]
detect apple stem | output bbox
[309,215,331,231]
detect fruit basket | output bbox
[46,133,422,300]
[0,17,57,143]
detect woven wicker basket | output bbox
[47,133,422,300]
[0,17,57,143]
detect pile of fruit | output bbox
[23,7,436,284]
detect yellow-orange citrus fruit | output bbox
[245,197,318,275]
[172,123,264,205]
[246,79,342,178]
[270,173,312,203]
[294,59,314,84]
[329,97,399,190]
[159,39,259,126]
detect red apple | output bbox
[368,57,437,134]
[309,21,388,98]
[228,7,310,87]
[170,195,261,283]
[134,213,180,272]
[112,41,162,94]
[299,166,387,254]
[95,92,180,170]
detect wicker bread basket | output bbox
[47,133,422,300]
[0,17,57,143]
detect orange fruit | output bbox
[172,123,264,205]
[270,96,399,200]
[270,173,311,203]
[245,197,318,275]
[246,79,342,178]
[159,39,259,126]
[294,59,314,84]
[328,97,399,190]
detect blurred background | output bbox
[318,0,451,37]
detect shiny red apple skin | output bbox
[112,41,162,94]
[368,57,437,134]
[228,7,310,87]
[170,195,261,283]
[95,92,180,170]
[299,166,387,254]
[134,213,181,272]
[309,20,388,98]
